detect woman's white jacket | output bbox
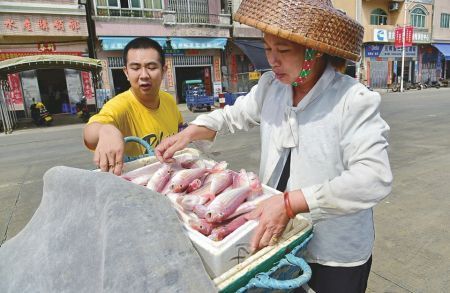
[192,64,393,266]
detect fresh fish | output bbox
[178,193,213,211]
[186,178,203,193]
[246,171,263,201]
[224,200,258,220]
[169,167,209,193]
[205,186,253,223]
[210,170,234,195]
[192,204,208,218]
[147,164,174,193]
[122,162,161,179]
[209,214,249,241]
[189,219,219,236]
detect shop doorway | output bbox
[111,69,130,96]
[396,59,415,82]
[36,69,69,114]
[175,66,212,103]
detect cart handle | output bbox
[123,136,154,163]
[237,234,313,292]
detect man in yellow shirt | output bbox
[84,37,183,175]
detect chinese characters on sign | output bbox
[213,56,221,82]
[394,26,413,49]
[3,18,17,30]
[81,72,94,103]
[7,74,25,111]
[38,43,56,52]
[53,19,65,31]
[38,18,49,31]
[1,16,84,34]
[365,44,418,58]
[68,19,80,32]
[165,58,175,88]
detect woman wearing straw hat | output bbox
[156,0,392,291]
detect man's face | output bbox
[123,47,166,101]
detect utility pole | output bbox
[79,0,97,59]
[400,0,408,92]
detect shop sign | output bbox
[394,26,413,48]
[164,49,183,56]
[7,74,24,111]
[81,72,94,104]
[165,58,174,88]
[365,44,418,58]
[213,56,221,82]
[230,55,238,83]
[0,51,81,62]
[374,29,388,42]
[38,43,56,52]
[248,71,261,80]
[100,60,111,91]
[387,29,429,44]
[1,15,86,36]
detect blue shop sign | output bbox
[365,44,418,58]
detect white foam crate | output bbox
[122,148,286,278]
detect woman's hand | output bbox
[94,124,124,175]
[155,128,192,163]
[245,194,290,252]
[155,124,217,163]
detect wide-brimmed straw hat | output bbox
[234,0,364,61]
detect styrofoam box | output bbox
[122,149,297,278]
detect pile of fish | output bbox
[122,156,264,241]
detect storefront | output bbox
[432,43,450,80]
[0,12,93,117]
[364,44,418,88]
[225,39,270,93]
[97,37,226,103]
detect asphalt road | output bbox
[0,88,449,292]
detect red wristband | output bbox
[283,192,296,219]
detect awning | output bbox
[233,39,270,71]
[100,37,227,51]
[0,55,102,78]
[432,43,450,60]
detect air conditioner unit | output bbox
[389,2,399,11]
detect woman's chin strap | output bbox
[292,48,317,87]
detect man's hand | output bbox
[93,124,124,175]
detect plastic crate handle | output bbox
[123,136,154,163]
[237,234,313,292]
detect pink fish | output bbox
[192,204,208,218]
[224,200,258,220]
[147,164,174,193]
[186,178,203,193]
[209,214,249,241]
[210,170,234,195]
[169,167,209,193]
[189,219,219,236]
[205,186,253,223]
[178,181,216,211]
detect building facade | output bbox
[432,0,450,79]
[0,0,94,117]
[333,0,448,89]
[92,0,232,103]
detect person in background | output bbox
[154,0,392,292]
[83,37,183,175]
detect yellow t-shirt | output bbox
[88,89,183,156]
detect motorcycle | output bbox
[75,97,91,122]
[30,101,53,126]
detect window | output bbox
[370,8,387,25]
[411,7,426,28]
[441,13,450,28]
[95,0,163,17]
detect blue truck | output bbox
[183,79,214,112]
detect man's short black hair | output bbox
[123,37,165,67]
